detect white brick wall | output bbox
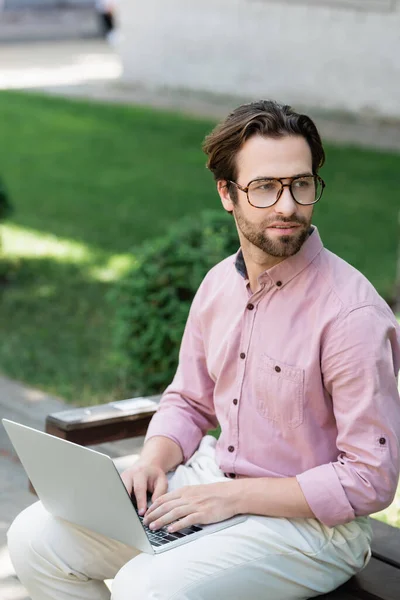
[116,0,400,118]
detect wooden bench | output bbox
[39,395,400,600]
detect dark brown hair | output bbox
[202,100,325,187]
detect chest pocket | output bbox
[255,354,305,429]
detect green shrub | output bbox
[0,177,13,222]
[110,209,239,396]
[0,177,14,285]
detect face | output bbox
[218,134,315,261]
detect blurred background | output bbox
[0,1,399,598]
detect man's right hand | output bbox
[121,461,168,516]
[120,435,183,515]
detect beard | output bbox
[233,208,312,258]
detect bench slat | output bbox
[316,590,364,599]
[347,556,400,600]
[370,518,400,569]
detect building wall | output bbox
[117,0,400,118]
[4,1,93,7]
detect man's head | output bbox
[202,100,325,262]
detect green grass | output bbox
[0,90,398,406]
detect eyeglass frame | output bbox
[226,174,326,209]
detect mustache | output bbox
[264,217,309,227]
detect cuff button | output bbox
[379,437,386,445]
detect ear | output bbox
[217,180,235,214]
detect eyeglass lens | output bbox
[248,177,322,207]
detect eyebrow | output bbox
[251,172,313,181]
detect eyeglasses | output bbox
[227,175,325,209]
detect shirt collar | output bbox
[234,226,324,289]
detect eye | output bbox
[253,181,278,192]
[293,177,312,189]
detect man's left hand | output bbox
[142,482,240,532]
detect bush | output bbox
[0,177,13,222]
[111,209,239,396]
[0,177,14,285]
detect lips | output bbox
[268,225,301,230]
[268,223,301,229]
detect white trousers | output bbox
[7,436,373,600]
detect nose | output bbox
[273,184,297,216]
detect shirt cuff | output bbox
[144,410,203,463]
[296,462,356,528]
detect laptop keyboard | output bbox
[137,512,203,547]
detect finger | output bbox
[146,489,181,515]
[145,497,166,517]
[167,513,202,533]
[120,471,133,495]
[132,475,149,516]
[144,498,185,523]
[147,504,193,530]
[151,475,168,503]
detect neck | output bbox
[240,242,286,293]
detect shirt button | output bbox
[240,352,246,359]
[228,445,235,452]
[275,365,281,373]
[276,281,282,287]
[379,437,386,445]
[233,398,238,405]
[247,303,254,310]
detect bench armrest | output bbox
[45,395,161,446]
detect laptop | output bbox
[2,419,247,554]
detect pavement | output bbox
[0,37,399,600]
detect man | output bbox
[8,100,400,599]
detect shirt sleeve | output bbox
[144,279,217,463]
[296,304,400,528]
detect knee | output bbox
[112,555,152,600]
[112,554,171,600]
[112,553,194,600]
[7,502,48,578]
[7,504,34,558]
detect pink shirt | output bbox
[145,226,400,528]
